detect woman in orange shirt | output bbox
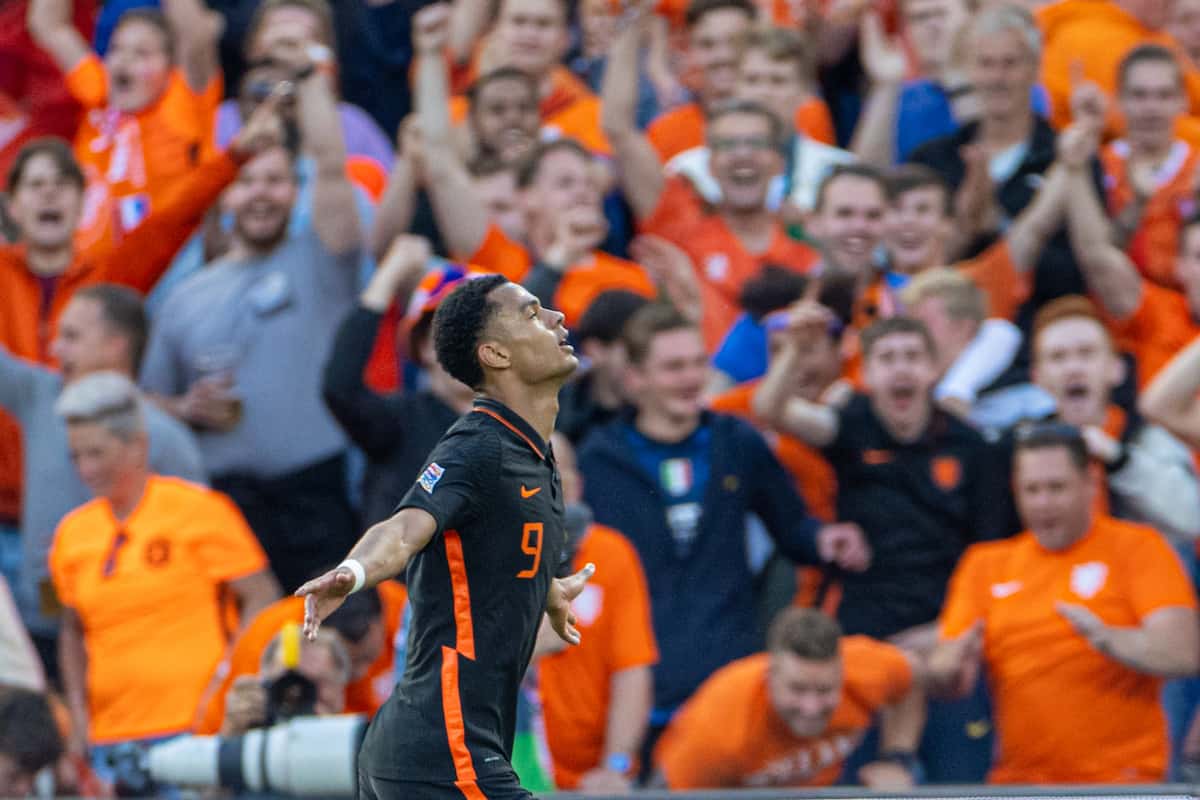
[48,374,279,770]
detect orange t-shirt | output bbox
[538,524,658,789]
[1105,280,1200,389]
[1101,140,1200,291]
[709,381,836,521]
[939,515,1198,784]
[467,225,657,327]
[641,178,819,350]
[66,55,221,257]
[0,149,243,524]
[1037,0,1200,137]
[48,476,268,744]
[193,581,408,734]
[649,100,837,165]
[655,638,913,788]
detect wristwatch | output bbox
[604,753,633,775]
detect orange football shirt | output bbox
[940,515,1198,784]
[655,637,913,788]
[65,55,221,257]
[538,524,658,789]
[49,476,267,744]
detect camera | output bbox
[144,715,369,797]
[266,669,319,724]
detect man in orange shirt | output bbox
[533,434,657,792]
[1098,45,1200,290]
[644,0,756,162]
[1061,118,1200,387]
[605,11,819,350]
[28,0,223,255]
[931,423,1200,783]
[655,607,923,789]
[666,27,853,214]
[49,373,279,766]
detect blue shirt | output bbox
[625,425,711,560]
[897,80,1051,163]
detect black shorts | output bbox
[357,770,534,800]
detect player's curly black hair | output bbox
[432,274,509,390]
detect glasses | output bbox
[710,136,776,154]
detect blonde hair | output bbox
[900,268,986,324]
[54,372,145,441]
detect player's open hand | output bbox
[295,566,356,640]
[546,563,596,645]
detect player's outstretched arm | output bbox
[296,508,437,639]
[546,563,596,645]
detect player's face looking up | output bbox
[478,282,579,385]
[767,650,843,738]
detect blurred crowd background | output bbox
[4,0,1200,793]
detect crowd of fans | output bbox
[4,0,1200,793]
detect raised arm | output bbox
[600,4,666,221]
[322,235,431,457]
[298,507,438,638]
[369,117,425,262]
[849,12,907,167]
[1140,335,1200,448]
[1059,123,1144,319]
[160,0,222,92]
[448,0,491,67]
[27,0,90,75]
[1004,162,1070,271]
[751,303,841,448]
[293,60,362,255]
[415,3,491,260]
[102,89,287,293]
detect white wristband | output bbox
[339,559,366,594]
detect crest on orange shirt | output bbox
[144,538,171,567]
[1070,562,1108,599]
[931,456,962,491]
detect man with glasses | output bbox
[931,422,1200,783]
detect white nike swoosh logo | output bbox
[991,581,1022,598]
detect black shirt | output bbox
[822,394,1012,638]
[322,306,461,526]
[908,117,1107,339]
[359,398,566,784]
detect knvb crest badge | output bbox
[418,462,445,494]
[1070,561,1108,600]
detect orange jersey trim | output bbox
[440,646,486,799]
[471,407,544,460]
[444,530,476,660]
